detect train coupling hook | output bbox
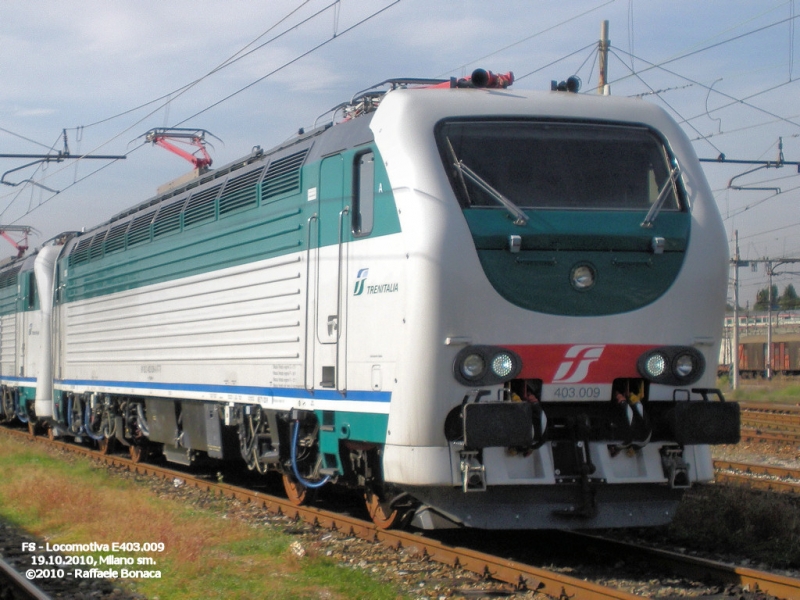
[459,450,487,492]
[660,446,691,489]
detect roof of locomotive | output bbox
[372,84,684,139]
[59,77,695,259]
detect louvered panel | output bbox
[183,185,221,228]
[261,149,308,201]
[104,222,129,255]
[127,210,156,247]
[219,166,265,215]
[69,238,93,267]
[153,199,185,238]
[88,231,107,261]
[0,265,20,290]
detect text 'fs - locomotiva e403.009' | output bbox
[0,70,739,530]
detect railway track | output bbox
[0,556,52,600]
[739,402,800,415]
[739,427,800,444]
[714,460,800,495]
[2,426,798,599]
[736,402,800,444]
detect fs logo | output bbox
[552,345,605,383]
[353,268,369,296]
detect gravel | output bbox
[1,435,798,599]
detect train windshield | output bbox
[437,120,682,211]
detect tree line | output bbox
[753,283,800,311]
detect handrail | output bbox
[303,213,318,393]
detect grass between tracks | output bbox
[719,376,800,404]
[0,435,404,600]
[665,484,800,569]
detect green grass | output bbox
[0,435,406,600]
[718,376,800,403]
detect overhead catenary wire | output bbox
[436,0,615,79]
[611,46,800,133]
[723,182,800,221]
[70,0,322,132]
[1,1,402,225]
[0,127,55,152]
[609,11,800,90]
[514,42,598,82]
[173,1,400,127]
[606,48,726,157]
[0,0,329,208]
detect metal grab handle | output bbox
[303,213,318,392]
[335,207,350,393]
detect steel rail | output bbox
[739,402,800,415]
[741,418,800,436]
[741,409,800,424]
[714,460,800,480]
[0,556,52,600]
[4,427,800,599]
[716,471,800,495]
[1,428,640,599]
[565,532,800,600]
[742,415,800,428]
[739,427,800,444]
[714,459,800,495]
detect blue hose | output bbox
[83,403,105,441]
[15,392,28,423]
[66,396,84,435]
[290,420,330,489]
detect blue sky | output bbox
[1,0,799,305]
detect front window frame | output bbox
[435,118,686,213]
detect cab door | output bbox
[311,154,348,391]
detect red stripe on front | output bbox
[506,344,656,384]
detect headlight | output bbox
[570,264,596,291]
[491,353,514,378]
[637,346,705,386]
[461,354,486,380]
[644,353,667,378]
[673,353,695,378]
[454,346,522,386]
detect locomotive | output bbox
[0,70,739,530]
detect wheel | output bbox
[282,473,308,506]
[129,445,146,463]
[364,489,401,529]
[98,437,115,455]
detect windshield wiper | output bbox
[641,159,680,228]
[446,138,529,226]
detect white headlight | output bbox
[461,354,485,379]
[491,353,514,378]
[645,353,667,377]
[673,354,694,378]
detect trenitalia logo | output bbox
[552,345,606,383]
[353,268,399,296]
[353,268,369,296]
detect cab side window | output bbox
[27,273,37,310]
[352,151,374,237]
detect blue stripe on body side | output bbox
[0,377,36,385]
[54,378,390,403]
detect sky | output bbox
[1,0,799,308]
